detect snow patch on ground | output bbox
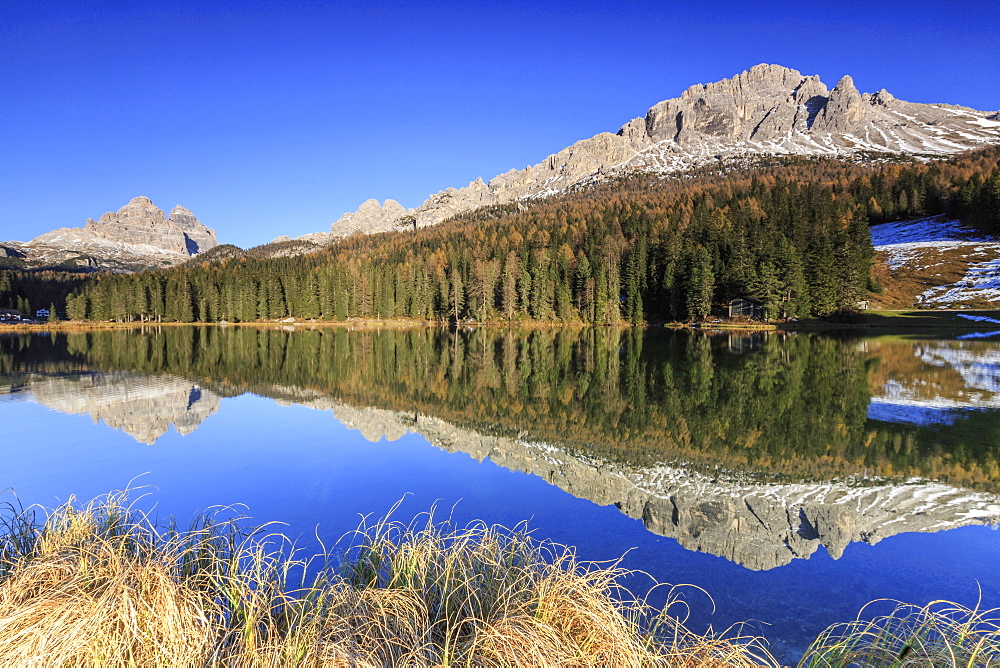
[871,217,1000,304]
[920,255,1000,304]
[878,241,973,270]
[871,217,991,247]
[969,117,1000,128]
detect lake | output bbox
[2,325,998,663]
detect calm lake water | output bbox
[2,326,999,662]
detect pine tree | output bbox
[501,251,519,320]
[449,267,464,322]
[685,246,715,322]
[747,261,782,318]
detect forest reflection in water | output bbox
[2,325,998,573]
[5,326,1000,484]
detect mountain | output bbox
[314,64,1000,240]
[7,364,997,570]
[26,371,222,445]
[263,393,1000,571]
[3,196,220,272]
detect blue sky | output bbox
[3,0,998,249]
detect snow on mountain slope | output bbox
[315,64,1000,240]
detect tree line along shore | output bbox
[1,149,998,326]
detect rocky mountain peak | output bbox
[332,198,413,236]
[127,195,156,207]
[834,74,857,92]
[78,197,219,255]
[315,64,1000,241]
[167,204,217,254]
[7,196,222,271]
[865,88,896,107]
[812,75,865,133]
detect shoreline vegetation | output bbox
[4,151,998,330]
[1,308,999,334]
[0,490,773,667]
[1,491,998,666]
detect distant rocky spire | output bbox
[812,75,865,133]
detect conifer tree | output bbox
[685,246,715,322]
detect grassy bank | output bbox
[2,491,999,666]
[0,319,437,333]
[3,309,999,335]
[864,309,1000,329]
[2,493,997,666]
[0,491,776,667]
[768,308,1000,334]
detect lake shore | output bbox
[2,308,999,335]
[1,491,996,666]
[0,491,777,666]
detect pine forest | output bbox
[3,148,999,324]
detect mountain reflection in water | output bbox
[2,326,998,572]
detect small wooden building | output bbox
[855,300,869,311]
[728,297,765,320]
[0,309,23,321]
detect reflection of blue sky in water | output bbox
[3,391,1000,666]
[959,329,1000,340]
[867,398,983,426]
[956,314,1000,325]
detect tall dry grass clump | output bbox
[332,506,775,666]
[799,598,1000,667]
[0,490,776,667]
[0,491,214,665]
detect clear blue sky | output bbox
[3,0,998,248]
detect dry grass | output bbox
[7,491,997,666]
[0,490,776,667]
[0,492,215,665]
[799,598,1000,667]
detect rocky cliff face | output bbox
[4,197,219,272]
[319,64,1000,239]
